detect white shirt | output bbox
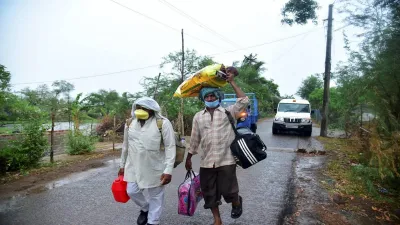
[120,116,176,189]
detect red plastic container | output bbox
[111,175,130,203]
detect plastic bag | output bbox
[174,64,228,98]
[174,135,185,168]
[178,170,203,216]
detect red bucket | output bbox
[111,175,130,203]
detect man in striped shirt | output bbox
[185,67,249,225]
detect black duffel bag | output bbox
[225,109,267,169]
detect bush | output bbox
[95,115,114,136]
[66,131,97,155]
[0,120,48,173]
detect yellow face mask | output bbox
[134,109,149,120]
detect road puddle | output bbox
[43,159,119,191]
[0,159,121,213]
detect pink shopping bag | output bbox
[178,170,203,216]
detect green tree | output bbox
[0,65,11,93]
[228,54,280,114]
[0,119,48,172]
[53,80,75,126]
[160,49,215,82]
[296,74,323,100]
[0,65,11,122]
[0,67,46,123]
[19,81,75,122]
[84,90,135,136]
[330,0,400,194]
[116,92,135,119]
[280,94,295,99]
[84,89,121,117]
[281,0,319,25]
[71,93,84,133]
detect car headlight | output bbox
[301,118,311,123]
[274,117,284,122]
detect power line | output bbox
[334,24,351,32]
[10,28,324,86]
[270,32,311,63]
[208,27,324,56]
[108,0,224,50]
[158,0,242,48]
[10,64,160,86]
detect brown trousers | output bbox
[199,164,239,209]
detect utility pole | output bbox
[320,4,333,137]
[50,111,55,163]
[113,115,116,151]
[67,96,71,130]
[180,29,185,135]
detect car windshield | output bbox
[278,103,310,113]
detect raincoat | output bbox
[120,97,176,189]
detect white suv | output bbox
[272,99,312,136]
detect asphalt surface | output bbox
[0,119,321,225]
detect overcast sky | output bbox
[0,0,356,98]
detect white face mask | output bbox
[205,99,220,108]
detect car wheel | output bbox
[305,130,312,136]
[272,128,278,135]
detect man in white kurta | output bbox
[119,97,176,225]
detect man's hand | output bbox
[118,168,124,176]
[160,173,172,185]
[226,71,235,83]
[185,158,192,171]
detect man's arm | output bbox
[118,123,129,174]
[229,80,246,98]
[161,119,176,175]
[225,71,249,113]
[185,114,201,170]
[226,69,246,98]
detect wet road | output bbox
[0,119,320,225]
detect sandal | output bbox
[231,196,243,219]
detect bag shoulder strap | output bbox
[224,109,239,136]
[156,118,163,132]
[156,118,165,147]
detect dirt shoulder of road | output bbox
[285,137,400,225]
[0,142,122,201]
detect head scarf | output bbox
[199,87,224,102]
[131,97,162,119]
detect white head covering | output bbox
[131,97,163,119]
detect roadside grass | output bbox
[317,136,400,222]
[0,127,13,134]
[1,160,68,184]
[317,137,364,195]
[0,149,116,184]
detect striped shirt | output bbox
[189,97,249,168]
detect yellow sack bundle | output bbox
[174,64,228,98]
